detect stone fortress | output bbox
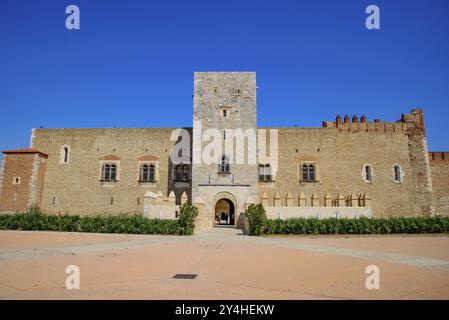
[0,72,448,229]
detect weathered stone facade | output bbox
[0,72,448,226]
[429,152,449,215]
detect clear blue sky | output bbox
[1,0,448,156]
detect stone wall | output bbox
[429,152,449,216]
[265,206,372,220]
[258,110,432,218]
[30,128,191,215]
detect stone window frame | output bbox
[393,164,404,183]
[299,161,319,182]
[362,163,374,183]
[12,176,21,185]
[60,145,70,164]
[137,160,159,185]
[99,160,120,184]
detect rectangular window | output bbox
[101,163,117,181]
[175,164,190,181]
[301,164,316,182]
[259,165,272,181]
[394,166,401,182]
[140,164,155,182]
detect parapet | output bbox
[429,152,449,162]
[322,109,425,135]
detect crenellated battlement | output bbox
[429,152,449,162]
[322,109,425,135]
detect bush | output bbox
[263,216,449,235]
[245,203,267,236]
[0,211,184,235]
[177,202,199,235]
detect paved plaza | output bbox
[1,228,449,299]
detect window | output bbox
[219,155,230,173]
[394,165,402,182]
[101,163,117,181]
[60,145,70,164]
[13,177,21,185]
[174,164,190,181]
[223,110,227,117]
[301,164,315,181]
[259,164,272,181]
[140,164,155,182]
[364,165,373,182]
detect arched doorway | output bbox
[214,198,235,226]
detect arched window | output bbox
[364,165,373,182]
[259,164,272,181]
[219,155,230,173]
[102,163,117,181]
[301,164,315,181]
[60,145,70,164]
[140,164,155,182]
[394,165,402,182]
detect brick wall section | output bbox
[429,152,449,216]
[0,150,47,213]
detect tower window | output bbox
[219,155,230,173]
[223,110,227,117]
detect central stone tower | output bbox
[191,72,259,228]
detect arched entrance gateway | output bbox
[214,198,236,226]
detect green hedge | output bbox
[0,202,199,236]
[264,217,449,235]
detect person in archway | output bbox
[220,212,226,224]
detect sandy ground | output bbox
[0,228,449,299]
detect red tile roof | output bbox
[2,148,48,157]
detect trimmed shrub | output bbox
[245,203,267,236]
[177,202,199,235]
[264,216,449,235]
[0,211,184,235]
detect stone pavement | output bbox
[0,228,449,299]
